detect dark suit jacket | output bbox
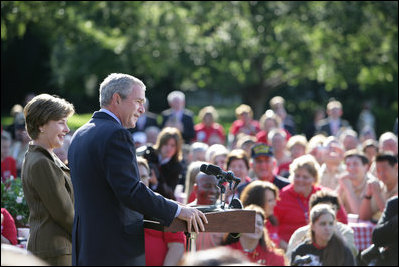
[316,118,350,136]
[372,196,398,265]
[161,108,195,143]
[68,111,178,266]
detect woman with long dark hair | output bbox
[222,204,287,266]
[291,204,355,266]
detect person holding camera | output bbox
[361,196,398,266]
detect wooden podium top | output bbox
[144,209,255,233]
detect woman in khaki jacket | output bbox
[21,94,75,265]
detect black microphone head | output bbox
[206,164,222,175]
[200,164,209,174]
[229,198,243,209]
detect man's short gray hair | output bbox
[167,90,185,104]
[99,73,146,108]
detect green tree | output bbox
[1,1,397,134]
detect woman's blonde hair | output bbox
[235,104,253,118]
[289,154,320,184]
[198,106,218,122]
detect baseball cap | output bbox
[251,143,274,158]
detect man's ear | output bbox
[112,93,121,105]
[193,183,198,193]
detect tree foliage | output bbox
[1,1,397,135]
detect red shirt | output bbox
[1,156,17,182]
[266,220,281,248]
[230,120,260,136]
[228,241,286,266]
[1,208,18,245]
[274,184,347,243]
[256,129,292,144]
[276,160,291,177]
[194,122,226,145]
[187,191,197,204]
[144,228,186,266]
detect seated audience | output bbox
[318,136,345,191]
[1,208,18,245]
[235,133,256,158]
[338,128,360,152]
[286,135,307,161]
[240,180,283,249]
[286,190,357,260]
[184,161,207,205]
[194,106,225,145]
[224,148,252,202]
[304,107,325,141]
[188,142,208,163]
[316,99,350,137]
[378,131,398,155]
[362,139,379,167]
[228,104,260,148]
[274,155,347,248]
[290,204,355,266]
[268,129,291,178]
[1,131,17,182]
[137,156,186,266]
[246,143,290,191]
[187,172,223,251]
[10,122,30,176]
[269,96,296,136]
[256,109,290,145]
[178,246,255,266]
[359,152,398,223]
[222,204,287,265]
[337,149,380,215]
[144,127,185,200]
[145,126,161,146]
[205,144,229,170]
[161,91,195,144]
[306,134,327,166]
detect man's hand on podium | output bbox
[177,206,208,234]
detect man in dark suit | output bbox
[316,99,350,137]
[161,90,195,144]
[68,73,207,266]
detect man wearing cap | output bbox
[237,143,290,195]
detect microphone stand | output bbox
[185,172,241,253]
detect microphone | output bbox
[229,198,243,209]
[200,164,241,184]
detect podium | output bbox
[144,209,256,252]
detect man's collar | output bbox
[99,108,121,125]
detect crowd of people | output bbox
[1,73,398,266]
